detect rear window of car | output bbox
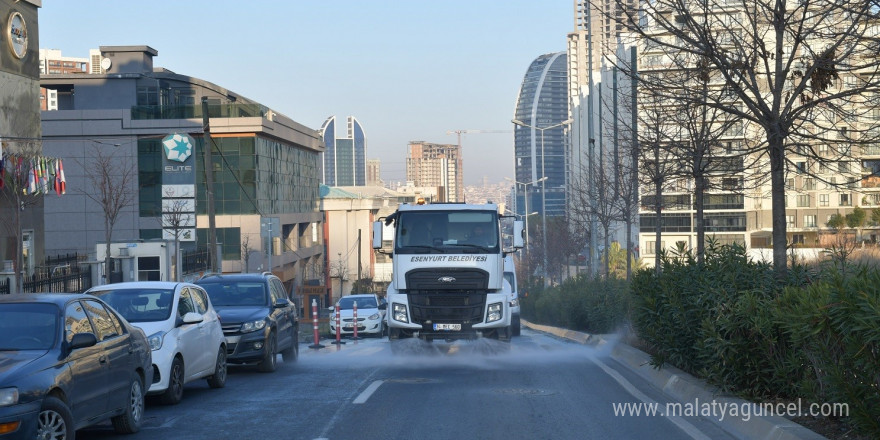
[199,282,268,306]
[88,288,174,323]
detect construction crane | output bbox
[446,129,512,150]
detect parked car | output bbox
[195,273,299,373]
[0,293,152,439]
[329,294,387,338]
[86,281,227,405]
[503,255,521,336]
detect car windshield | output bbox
[200,282,267,306]
[0,303,58,350]
[337,296,377,310]
[396,211,498,253]
[89,288,175,323]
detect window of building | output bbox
[804,215,817,228]
[819,194,829,207]
[138,256,160,281]
[803,178,816,190]
[796,162,807,173]
[786,215,795,228]
[840,193,852,206]
[797,194,810,207]
[839,162,850,174]
[792,234,805,245]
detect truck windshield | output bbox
[396,211,498,253]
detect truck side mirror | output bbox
[513,220,524,249]
[372,221,383,249]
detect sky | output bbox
[38,0,572,186]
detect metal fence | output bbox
[1,254,93,295]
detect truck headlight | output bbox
[392,303,408,323]
[486,302,503,323]
[509,298,519,308]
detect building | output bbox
[320,115,367,186]
[1,0,43,287]
[366,158,382,186]
[320,185,414,304]
[512,52,570,218]
[38,49,88,111]
[406,141,463,202]
[40,45,325,293]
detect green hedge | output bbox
[520,274,630,334]
[630,243,879,437]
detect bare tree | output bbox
[241,233,256,272]
[0,141,45,292]
[611,0,880,276]
[162,186,195,281]
[80,146,137,284]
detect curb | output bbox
[522,320,827,440]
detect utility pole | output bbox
[201,97,219,273]
[357,229,362,281]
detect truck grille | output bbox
[408,292,485,324]
[405,268,489,290]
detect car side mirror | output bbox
[274,298,291,308]
[377,303,387,310]
[181,312,204,325]
[68,332,98,350]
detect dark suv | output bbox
[195,273,298,372]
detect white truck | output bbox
[373,200,524,346]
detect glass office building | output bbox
[321,115,367,186]
[512,52,569,218]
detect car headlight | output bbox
[0,388,18,407]
[509,298,519,308]
[240,319,267,333]
[392,303,408,323]
[368,313,380,320]
[486,302,503,323]
[147,331,165,351]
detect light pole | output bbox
[505,176,546,277]
[511,118,573,286]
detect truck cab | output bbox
[373,201,524,346]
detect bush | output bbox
[521,275,630,334]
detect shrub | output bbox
[522,274,630,334]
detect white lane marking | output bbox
[591,357,713,440]
[353,380,385,404]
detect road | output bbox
[78,329,734,440]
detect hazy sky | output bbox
[38,1,571,185]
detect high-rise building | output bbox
[406,142,463,203]
[38,49,89,111]
[320,115,367,186]
[512,52,569,218]
[366,159,382,186]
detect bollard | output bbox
[308,299,325,349]
[331,304,345,346]
[352,301,359,341]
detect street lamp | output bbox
[511,118,573,286]
[504,176,546,274]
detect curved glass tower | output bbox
[320,115,366,186]
[512,52,569,218]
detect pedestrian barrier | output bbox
[331,304,345,346]
[352,302,359,341]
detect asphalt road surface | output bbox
[77,329,735,440]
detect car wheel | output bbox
[111,373,145,434]
[37,396,74,440]
[257,332,277,373]
[160,357,185,405]
[281,327,299,362]
[206,347,228,388]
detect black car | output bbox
[195,273,298,372]
[0,293,152,439]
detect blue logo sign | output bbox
[162,133,194,163]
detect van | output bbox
[503,254,521,336]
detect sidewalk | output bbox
[522,320,827,440]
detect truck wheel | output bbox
[512,315,521,337]
[496,326,512,343]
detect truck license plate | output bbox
[433,323,461,331]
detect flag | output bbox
[58,159,66,195]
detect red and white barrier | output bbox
[308,298,325,349]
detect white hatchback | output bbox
[87,281,227,405]
[329,294,387,338]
